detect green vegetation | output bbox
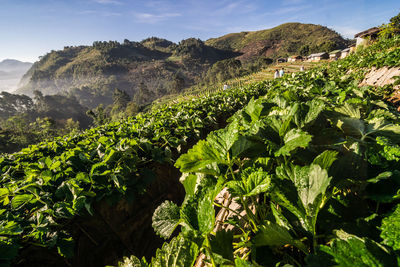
[2,17,400,267]
[16,38,237,109]
[16,23,347,111]
[119,35,400,266]
[0,91,90,153]
[205,23,349,61]
[0,79,270,266]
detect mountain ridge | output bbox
[16,22,349,108]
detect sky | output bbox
[0,0,399,63]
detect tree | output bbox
[125,101,139,117]
[0,92,35,120]
[390,12,400,31]
[134,82,155,105]
[86,104,109,126]
[169,74,185,94]
[298,45,310,56]
[112,89,131,110]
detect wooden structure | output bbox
[307,52,328,62]
[287,55,303,62]
[276,58,287,63]
[340,48,351,59]
[354,27,381,47]
[329,50,341,60]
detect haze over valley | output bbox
[0,59,32,92]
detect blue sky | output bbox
[0,0,399,62]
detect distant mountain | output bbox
[0,59,32,72]
[0,59,32,92]
[206,23,349,61]
[16,23,349,108]
[16,39,237,108]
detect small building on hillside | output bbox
[308,52,329,62]
[354,27,381,47]
[276,58,287,63]
[349,44,356,53]
[329,50,342,60]
[340,48,351,59]
[287,55,303,62]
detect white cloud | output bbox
[134,12,181,24]
[211,0,256,16]
[92,0,121,5]
[282,0,304,6]
[78,10,122,16]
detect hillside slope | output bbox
[16,23,348,109]
[16,39,237,108]
[206,23,349,61]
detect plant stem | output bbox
[205,235,217,267]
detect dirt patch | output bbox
[360,66,400,110]
[360,66,400,88]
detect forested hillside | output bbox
[205,23,349,61]
[16,38,237,108]
[16,23,348,109]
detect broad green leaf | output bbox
[366,170,400,203]
[227,168,271,197]
[335,102,361,118]
[151,235,198,267]
[118,255,149,267]
[275,128,312,157]
[180,204,198,231]
[336,117,365,137]
[235,258,255,267]
[45,157,53,169]
[90,162,107,176]
[175,140,221,175]
[11,194,33,210]
[303,99,325,126]
[207,122,239,158]
[53,202,75,218]
[0,221,23,236]
[294,164,331,212]
[0,188,8,197]
[231,135,264,158]
[180,173,199,198]
[152,201,181,239]
[274,163,331,232]
[318,230,397,267]
[244,98,264,122]
[103,149,121,164]
[244,169,271,196]
[269,183,307,229]
[312,150,338,170]
[380,204,400,250]
[209,230,234,264]
[253,221,306,252]
[198,192,215,234]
